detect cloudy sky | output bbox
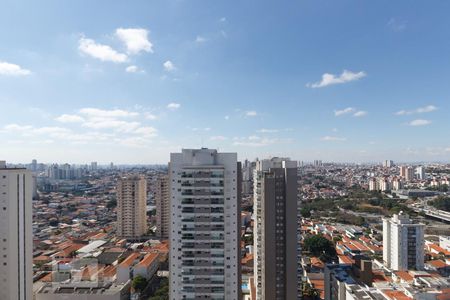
[1,0,450,164]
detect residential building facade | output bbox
[155,175,170,239]
[253,158,299,300]
[383,212,425,271]
[116,175,147,239]
[0,160,33,300]
[169,148,241,300]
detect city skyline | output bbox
[2,1,450,163]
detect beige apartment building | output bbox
[116,175,147,239]
[155,175,170,239]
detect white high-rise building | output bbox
[383,212,425,271]
[0,161,33,300]
[415,166,426,180]
[169,149,241,300]
[116,175,148,239]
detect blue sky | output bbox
[1,0,449,164]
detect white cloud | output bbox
[219,17,226,22]
[144,112,158,120]
[82,119,140,132]
[115,136,149,148]
[190,127,211,132]
[195,36,207,43]
[78,37,127,63]
[257,128,279,133]
[307,70,366,88]
[332,128,338,132]
[79,108,138,118]
[134,126,157,137]
[3,124,33,132]
[233,136,278,147]
[334,107,355,116]
[210,135,227,141]
[245,111,258,117]
[125,65,140,73]
[163,60,176,72]
[55,114,85,123]
[408,119,431,126]
[353,110,367,117]
[167,102,180,110]
[0,61,31,76]
[116,28,153,54]
[396,105,438,115]
[321,136,347,142]
[224,115,230,120]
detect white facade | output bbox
[383,212,424,271]
[439,236,450,251]
[169,149,241,300]
[415,166,426,180]
[0,161,33,300]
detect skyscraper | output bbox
[253,158,299,300]
[116,175,148,239]
[169,149,241,300]
[155,174,170,239]
[383,212,425,271]
[0,160,33,300]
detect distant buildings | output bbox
[116,175,148,239]
[47,163,84,180]
[241,159,255,195]
[169,148,241,300]
[399,166,414,182]
[253,158,300,300]
[90,161,98,172]
[383,212,424,271]
[0,160,33,300]
[155,175,170,239]
[383,160,394,168]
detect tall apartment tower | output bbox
[116,175,148,239]
[253,158,299,300]
[400,166,414,181]
[383,212,424,271]
[415,166,426,180]
[169,149,241,300]
[0,161,33,300]
[155,174,170,239]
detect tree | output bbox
[106,199,117,209]
[132,275,148,292]
[300,207,311,218]
[428,197,450,212]
[303,234,337,263]
[148,278,169,300]
[302,282,320,299]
